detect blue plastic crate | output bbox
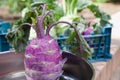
[0,22,11,52]
[0,22,10,34]
[0,34,11,52]
[56,24,112,62]
[0,19,2,22]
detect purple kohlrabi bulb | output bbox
[24,4,70,80]
[25,35,67,80]
[82,27,93,35]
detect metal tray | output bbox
[0,51,94,80]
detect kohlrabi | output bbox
[24,4,72,80]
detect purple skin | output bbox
[82,27,94,48]
[82,27,93,35]
[24,4,72,80]
[25,35,67,80]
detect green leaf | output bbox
[87,4,111,26]
[77,0,92,11]
[66,31,76,44]
[31,17,36,26]
[66,25,93,59]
